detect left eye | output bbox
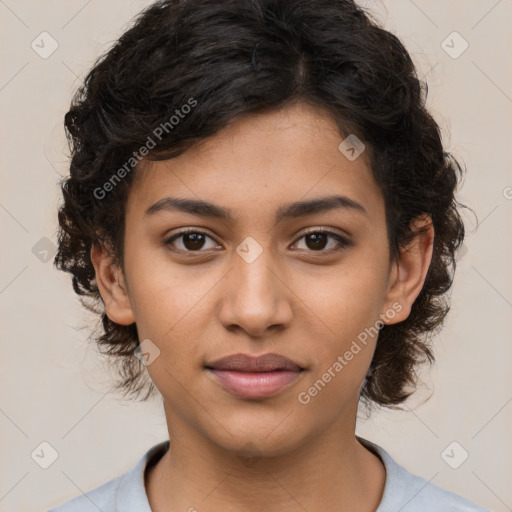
[293,230,350,252]
[164,229,350,253]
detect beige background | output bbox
[1,1,511,511]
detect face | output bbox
[92,101,432,458]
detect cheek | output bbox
[124,251,221,370]
[297,253,388,383]
[296,274,383,412]
[305,259,388,335]
[123,244,206,335]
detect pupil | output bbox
[184,233,204,250]
[307,233,327,250]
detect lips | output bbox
[204,352,304,372]
[204,353,305,399]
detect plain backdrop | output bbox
[1,1,511,511]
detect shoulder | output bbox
[46,474,121,512]
[357,436,490,512]
[46,440,170,512]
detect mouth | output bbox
[204,353,306,399]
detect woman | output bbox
[49,0,488,510]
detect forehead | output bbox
[127,102,383,224]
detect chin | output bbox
[205,416,308,459]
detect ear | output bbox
[382,214,434,325]
[90,242,135,325]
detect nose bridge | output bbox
[218,236,292,333]
[233,237,280,305]
[238,247,274,295]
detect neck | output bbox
[145,411,385,512]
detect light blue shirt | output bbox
[47,436,489,511]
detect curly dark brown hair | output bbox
[54,0,467,409]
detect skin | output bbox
[91,101,434,512]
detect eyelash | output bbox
[163,228,352,254]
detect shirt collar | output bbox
[116,436,398,511]
[115,440,170,511]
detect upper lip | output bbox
[205,353,304,372]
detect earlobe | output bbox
[382,215,434,325]
[90,242,135,325]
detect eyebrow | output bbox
[144,194,368,222]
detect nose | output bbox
[216,243,293,338]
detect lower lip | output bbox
[206,369,304,399]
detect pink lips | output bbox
[205,352,305,399]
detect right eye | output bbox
[163,229,221,253]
